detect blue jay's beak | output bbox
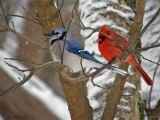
[43,32,52,36]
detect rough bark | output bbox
[60,74,93,120]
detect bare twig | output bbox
[5,58,43,65]
[22,6,38,21]
[0,24,47,50]
[4,61,32,72]
[151,36,160,45]
[148,55,160,109]
[60,0,78,64]
[0,13,39,24]
[141,7,160,37]
[0,61,58,97]
[132,7,160,48]
[133,42,160,52]
[141,55,160,66]
[53,0,65,27]
[0,71,34,97]
[0,1,9,25]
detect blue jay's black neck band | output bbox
[51,39,58,45]
[59,31,66,40]
[50,32,67,45]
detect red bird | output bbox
[97,25,153,86]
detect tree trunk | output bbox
[36,1,93,119]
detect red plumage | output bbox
[97,25,153,86]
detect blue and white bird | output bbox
[44,28,124,74]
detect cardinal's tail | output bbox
[127,55,153,86]
[133,62,153,86]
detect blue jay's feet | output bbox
[63,65,82,76]
[63,65,73,73]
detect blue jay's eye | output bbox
[51,30,55,35]
[54,32,59,35]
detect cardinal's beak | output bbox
[96,38,101,43]
[43,32,52,36]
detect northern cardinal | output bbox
[97,25,153,86]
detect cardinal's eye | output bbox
[100,36,105,40]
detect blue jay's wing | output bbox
[66,39,83,55]
[66,38,103,64]
[66,39,103,64]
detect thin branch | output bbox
[141,55,160,66]
[133,42,160,52]
[5,58,43,65]
[0,1,9,25]
[61,0,78,64]
[62,52,129,83]
[0,24,47,50]
[148,55,160,109]
[0,14,39,24]
[59,61,114,83]
[53,0,65,27]
[22,6,38,21]
[141,7,160,37]
[133,7,160,48]
[4,61,32,72]
[0,71,34,97]
[0,61,58,97]
[151,36,160,45]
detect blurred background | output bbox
[0,0,76,120]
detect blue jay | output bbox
[44,28,125,74]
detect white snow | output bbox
[117,105,131,112]
[106,6,134,20]
[123,91,130,96]
[124,82,136,89]
[0,115,4,120]
[120,98,129,103]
